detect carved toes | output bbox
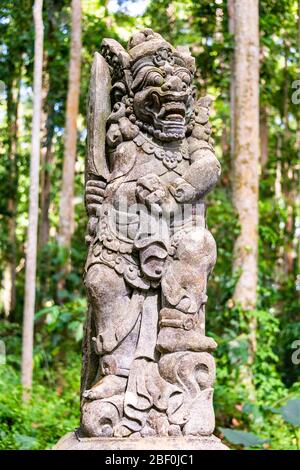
[83,375,127,401]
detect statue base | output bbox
[53,430,228,450]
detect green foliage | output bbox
[220,398,300,450]
[0,319,81,450]
[220,428,269,449]
[34,297,86,366]
[274,399,300,428]
[0,361,80,450]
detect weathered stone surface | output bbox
[86,52,111,180]
[54,431,228,450]
[63,27,226,448]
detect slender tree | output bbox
[38,4,61,252]
[57,0,82,256]
[228,0,235,161]
[260,105,268,168]
[2,75,21,318]
[297,0,300,275]
[39,111,54,250]
[282,45,295,276]
[231,0,260,395]
[39,50,54,251]
[21,0,44,400]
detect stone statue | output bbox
[56,29,227,450]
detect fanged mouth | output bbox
[159,102,186,122]
[141,92,189,139]
[145,93,187,123]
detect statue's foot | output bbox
[114,423,132,438]
[83,375,127,400]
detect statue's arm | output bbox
[136,174,166,214]
[170,144,221,203]
[85,178,107,215]
[85,177,107,243]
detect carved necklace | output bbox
[133,132,190,171]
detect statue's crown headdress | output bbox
[100,28,195,96]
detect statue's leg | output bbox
[157,228,217,436]
[158,227,217,353]
[83,263,137,400]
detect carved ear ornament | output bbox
[107,102,126,125]
[101,39,132,96]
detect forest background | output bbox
[0,0,300,450]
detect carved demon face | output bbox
[131,48,195,141]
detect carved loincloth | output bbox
[85,200,204,291]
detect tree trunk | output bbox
[39,51,54,251]
[295,0,300,277]
[37,54,54,309]
[21,0,44,401]
[2,76,20,318]
[232,0,259,308]
[57,0,82,255]
[275,135,282,201]
[260,105,268,168]
[228,0,235,161]
[282,47,294,275]
[39,122,54,249]
[299,0,300,68]
[231,0,260,396]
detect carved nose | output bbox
[161,75,184,92]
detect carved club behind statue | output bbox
[81,29,221,441]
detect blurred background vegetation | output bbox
[0,0,299,450]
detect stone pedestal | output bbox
[54,430,228,450]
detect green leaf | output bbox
[276,399,300,427]
[220,428,268,447]
[75,323,83,342]
[14,434,37,450]
[227,334,249,365]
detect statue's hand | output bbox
[136,174,166,213]
[85,216,98,244]
[169,177,195,203]
[85,179,107,217]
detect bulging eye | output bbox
[146,71,165,87]
[176,71,191,86]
